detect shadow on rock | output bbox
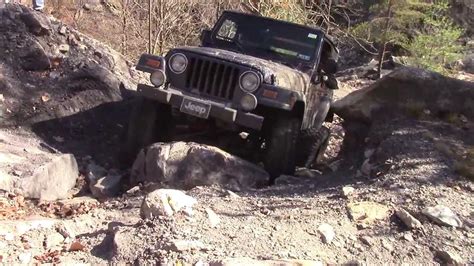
[31,97,133,168]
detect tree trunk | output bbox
[377,0,393,79]
[121,0,127,55]
[148,0,152,54]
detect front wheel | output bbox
[263,116,301,183]
[298,126,330,169]
[119,97,172,166]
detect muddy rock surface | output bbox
[131,142,269,190]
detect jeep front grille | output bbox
[185,57,240,100]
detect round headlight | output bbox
[240,93,258,112]
[239,71,260,92]
[169,53,188,74]
[150,70,166,87]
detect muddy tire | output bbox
[296,126,330,168]
[264,116,301,183]
[119,97,172,166]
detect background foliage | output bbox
[45,0,467,75]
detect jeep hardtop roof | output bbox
[214,11,339,63]
[219,11,337,50]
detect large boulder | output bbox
[131,142,269,190]
[332,67,474,123]
[0,131,78,201]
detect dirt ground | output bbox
[1,104,473,265]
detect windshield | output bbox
[212,13,321,68]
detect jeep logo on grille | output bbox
[184,101,207,114]
[180,98,211,119]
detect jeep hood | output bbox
[173,47,310,92]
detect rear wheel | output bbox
[263,115,301,183]
[119,97,172,166]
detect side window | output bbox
[216,19,237,40]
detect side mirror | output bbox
[200,29,212,46]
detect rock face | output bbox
[0,3,145,127]
[20,9,52,36]
[20,40,51,71]
[332,67,474,123]
[131,142,269,190]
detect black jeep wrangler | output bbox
[124,11,339,181]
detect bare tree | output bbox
[377,0,393,78]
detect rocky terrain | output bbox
[0,3,473,265]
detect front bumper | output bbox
[137,84,264,130]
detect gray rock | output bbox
[90,173,122,198]
[360,236,373,246]
[403,232,414,242]
[205,208,220,228]
[395,208,423,229]
[333,67,474,122]
[461,53,474,74]
[381,239,394,251]
[56,222,76,239]
[59,44,70,53]
[435,250,463,265]
[169,240,205,252]
[86,162,107,183]
[58,25,67,35]
[18,253,32,264]
[225,190,240,198]
[317,223,335,244]
[20,10,51,36]
[422,205,462,227]
[18,154,78,201]
[211,258,324,266]
[342,186,355,198]
[68,34,79,46]
[126,186,140,195]
[131,142,269,190]
[451,0,474,35]
[360,159,372,176]
[140,189,197,219]
[44,232,65,248]
[274,175,301,185]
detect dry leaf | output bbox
[34,250,61,263]
[69,241,85,252]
